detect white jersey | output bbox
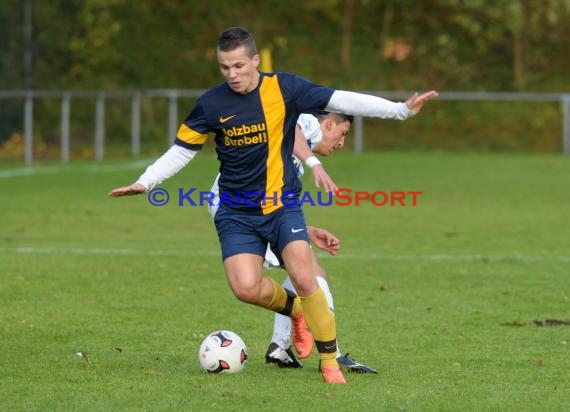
[292,113,323,177]
[208,113,321,268]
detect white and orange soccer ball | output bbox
[198,330,248,374]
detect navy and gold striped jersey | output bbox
[175,72,334,214]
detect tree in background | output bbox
[1,0,569,152]
[2,0,570,91]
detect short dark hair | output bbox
[217,27,257,56]
[317,111,354,125]
[331,112,354,124]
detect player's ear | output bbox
[252,53,260,68]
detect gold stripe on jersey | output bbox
[177,123,208,145]
[259,75,286,215]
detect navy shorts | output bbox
[214,205,309,262]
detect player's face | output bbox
[217,46,260,94]
[314,119,351,156]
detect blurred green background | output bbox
[1,0,569,158]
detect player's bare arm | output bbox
[307,226,340,256]
[293,125,338,193]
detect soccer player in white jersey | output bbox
[208,111,378,373]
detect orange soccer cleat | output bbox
[322,365,347,384]
[292,312,313,359]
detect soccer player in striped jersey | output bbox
[207,111,379,372]
[208,111,378,372]
[109,27,437,384]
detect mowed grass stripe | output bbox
[3,246,570,263]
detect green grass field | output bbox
[1,152,569,411]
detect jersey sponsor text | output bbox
[222,122,268,147]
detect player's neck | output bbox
[242,71,261,94]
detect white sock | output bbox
[270,276,295,349]
[271,313,292,350]
[282,276,295,292]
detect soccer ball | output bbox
[198,330,248,374]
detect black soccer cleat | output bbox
[265,342,303,368]
[337,353,379,374]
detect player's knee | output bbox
[232,286,257,303]
[232,279,269,305]
[289,276,318,297]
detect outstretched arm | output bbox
[325,90,438,120]
[293,125,338,193]
[108,145,197,197]
[108,182,147,197]
[404,91,439,115]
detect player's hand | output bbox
[108,183,146,197]
[311,164,338,194]
[307,226,341,256]
[405,90,438,115]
